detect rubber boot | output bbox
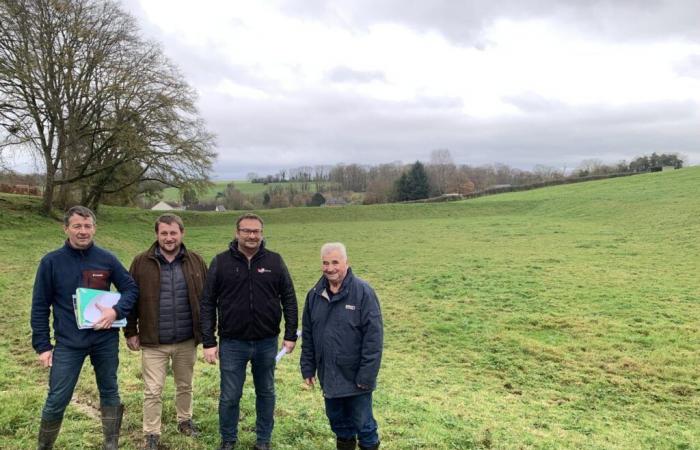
[37,418,62,450]
[337,436,357,450]
[101,404,124,450]
[359,442,380,450]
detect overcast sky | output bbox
[120,0,700,179]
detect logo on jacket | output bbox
[345,305,356,310]
[257,267,271,273]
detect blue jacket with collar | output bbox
[31,241,139,353]
[300,268,383,398]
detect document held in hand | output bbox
[73,288,127,329]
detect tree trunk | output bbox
[41,170,55,216]
[41,182,54,216]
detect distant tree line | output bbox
[574,153,683,177]
[135,150,687,211]
[244,150,685,207]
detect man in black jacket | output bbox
[300,243,383,450]
[201,213,298,450]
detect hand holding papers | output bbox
[275,329,302,364]
[73,288,126,329]
[275,347,288,363]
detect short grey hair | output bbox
[64,205,96,226]
[320,242,347,260]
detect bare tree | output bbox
[427,148,456,195]
[313,165,330,191]
[532,164,564,182]
[0,0,215,213]
[364,162,402,204]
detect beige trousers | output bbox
[141,339,197,434]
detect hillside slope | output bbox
[0,167,698,449]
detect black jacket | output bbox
[300,268,383,398]
[200,240,298,347]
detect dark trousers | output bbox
[41,333,121,421]
[218,336,277,443]
[325,392,379,447]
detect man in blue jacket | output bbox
[31,205,139,450]
[300,243,383,450]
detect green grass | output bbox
[1,167,699,449]
[161,180,335,203]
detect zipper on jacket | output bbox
[169,262,177,342]
[248,258,253,315]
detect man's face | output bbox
[156,221,184,255]
[322,249,349,285]
[64,214,96,249]
[236,218,263,252]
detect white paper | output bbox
[275,331,301,363]
[84,291,120,322]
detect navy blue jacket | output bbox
[31,241,139,353]
[300,268,383,398]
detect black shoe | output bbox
[143,433,159,450]
[219,441,236,450]
[337,436,357,450]
[253,442,271,450]
[177,419,200,437]
[359,442,380,450]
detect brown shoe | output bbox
[143,433,159,449]
[177,419,199,437]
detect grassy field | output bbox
[161,181,262,202]
[0,167,698,449]
[161,180,336,203]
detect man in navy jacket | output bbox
[300,243,383,450]
[31,206,138,450]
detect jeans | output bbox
[219,336,277,443]
[41,333,121,421]
[325,393,379,447]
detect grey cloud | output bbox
[675,55,700,78]
[121,0,700,181]
[280,0,700,46]
[503,93,568,113]
[123,0,275,90]
[199,85,700,178]
[327,66,386,83]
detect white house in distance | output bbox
[151,201,183,211]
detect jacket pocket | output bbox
[336,354,360,382]
[82,270,111,290]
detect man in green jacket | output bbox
[125,214,207,449]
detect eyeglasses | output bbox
[238,228,262,235]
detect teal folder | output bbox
[73,288,127,329]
